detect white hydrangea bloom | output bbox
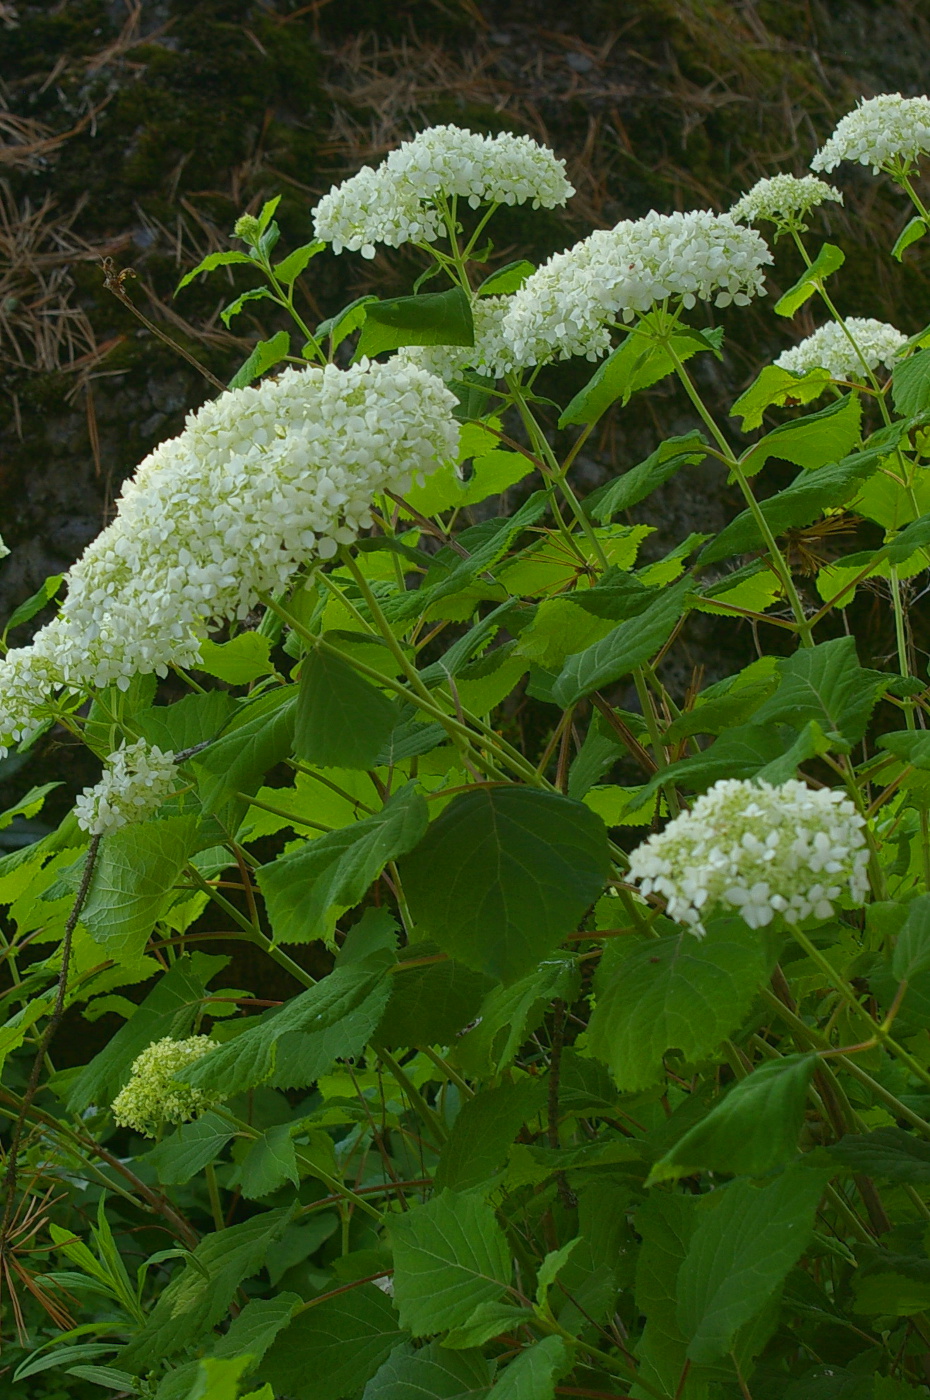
[0,532,8,561]
[812,93,930,174]
[501,210,772,368]
[111,1036,216,1137]
[627,778,869,936]
[730,174,843,228]
[74,738,178,835]
[312,125,573,256]
[0,361,458,752]
[775,317,907,379]
[398,296,522,380]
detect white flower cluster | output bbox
[730,174,842,228]
[0,360,458,752]
[0,532,8,561]
[313,125,574,258]
[775,317,906,379]
[500,210,772,368]
[627,777,869,935]
[74,738,178,836]
[812,93,930,174]
[399,296,520,381]
[111,1036,216,1138]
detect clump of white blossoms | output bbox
[313,125,574,258]
[74,738,178,836]
[501,210,772,369]
[812,93,930,175]
[775,317,907,379]
[111,1036,216,1137]
[627,778,869,935]
[0,360,458,753]
[730,174,842,232]
[399,296,520,381]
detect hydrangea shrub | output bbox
[6,107,930,1396]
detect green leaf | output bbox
[66,1365,142,1392]
[258,1285,407,1400]
[633,1194,700,1398]
[197,634,274,685]
[854,1269,930,1316]
[454,955,578,1078]
[362,1342,492,1399]
[739,392,862,478]
[176,250,255,293]
[139,690,236,756]
[891,893,930,980]
[390,1189,511,1337]
[3,573,63,636]
[295,648,398,770]
[589,920,775,1091]
[752,636,888,746]
[214,1294,301,1365]
[441,1301,532,1350]
[892,216,928,261]
[434,1079,547,1192]
[316,295,379,351]
[14,1344,120,1383]
[81,814,201,959]
[273,240,325,283]
[559,316,722,427]
[148,1112,234,1185]
[462,449,535,505]
[476,260,535,296]
[700,449,880,564]
[648,1053,817,1183]
[590,432,707,521]
[376,950,492,1048]
[258,784,428,944]
[551,576,691,707]
[489,1338,570,1399]
[220,285,277,328]
[893,349,930,417]
[183,964,390,1098]
[119,1209,294,1368]
[730,365,833,431]
[774,242,844,316]
[400,787,609,983]
[237,1124,299,1198]
[677,1164,827,1362]
[195,688,296,822]
[829,1127,930,1183]
[187,1356,253,1400]
[355,287,474,360]
[228,331,291,390]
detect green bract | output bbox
[8,111,930,1398]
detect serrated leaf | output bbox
[774,243,844,316]
[228,331,290,390]
[273,240,325,283]
[891,893,930,980]
[892,215,928,261]
[355,288,474,360]
[730,365,833,431]
[589,920,774,1091]
[257,1285,407,1400]
[400,787,609,983]
[390,1190,511,1336]
[739,392,861,478]
[476,260,535,296]
[120,1209,293,1368]
[677,1165,829,1362]
[362,1341,492,1399]
[829,1126,930,1183]
[176,250,255,293]
[590,432,707,521]
[316,295,379,350]
[220,285,276,328]
[187,1355,253,1400]
[454,956,579,1079]
[258,784,428,944]
[237,1124,299,1198]
[296,648,398,770]
[490,1338,570,1400]
[195,688,296,822]
[197,633,274,684]
[434,1079,547,1192]
[147,1112,234,1185]
[551,576,691,706]
[893,349,930,417]
[752,635,888,745]
[81,814,200,959]
[649,1053,817,1183]
[377,951,491,1049]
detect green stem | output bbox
[184,862,316,988]
[378,1047,448,1147]
[204,1162,225,1230]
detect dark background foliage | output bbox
[1,0,929,815]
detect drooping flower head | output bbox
[627,777,869,936]
[812,93,930,175]
[312,125,574,258]
[0,360,458,753]
[501,209,772,369]
[775,317,907,380]
[111,1036,216,1137]
[74,738,178,836]
[730,174,843,234]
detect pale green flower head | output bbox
[111,1035,217,1138]
[233,213,262,245]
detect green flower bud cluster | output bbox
[111,1036,217,1138]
